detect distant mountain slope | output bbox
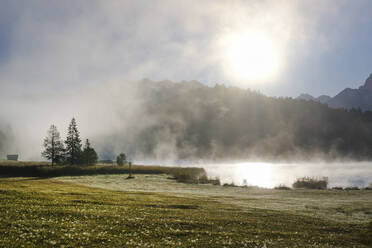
[296,94,332,104]
[327,74,372,110]
[297,74,372,111]
[317,95,332,104]
[296,94,315,101]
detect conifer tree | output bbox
[42,125,65,166]
[65,118,82,165]
[81,139,98,165]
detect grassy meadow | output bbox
[0,162,372,247]
[58,174,372,224]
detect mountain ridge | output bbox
[296,73,372,111]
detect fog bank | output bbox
[2,79,372,162]
[198,162,372,188]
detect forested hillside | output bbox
[102,80,372,161]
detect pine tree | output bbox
[42,125,65,166]
[81,139,98,165]
[65,118,82,165]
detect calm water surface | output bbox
[184,162,372,188]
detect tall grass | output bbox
[0,161,51,166]
[0,163,166,177]
[274,184,291,190]
[0,162,214,184]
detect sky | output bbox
[0,0,372,160]
[0,0,371,98]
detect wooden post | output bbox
[129,162,132,178]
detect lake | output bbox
[183,162,372,188]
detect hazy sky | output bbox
[0,0,371,97]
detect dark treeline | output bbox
[42,118,98,166]
[122,81,372,161]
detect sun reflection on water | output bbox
[234,163,276,188]
[200,162,372,189]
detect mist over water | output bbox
[181,162,372,188]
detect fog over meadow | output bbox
[1,1,372,188]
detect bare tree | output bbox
[42,125,65,166]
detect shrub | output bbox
[208,177,221,186]
[116,153,126,166]
[168,167,207,184]
[366,183,372,190]
[222,182,238,187]
[292,177,328,189]
[344,186,360,190]
[274,184,291,190]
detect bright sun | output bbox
[225,31,280,82]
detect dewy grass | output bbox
[58,174,372,224]
[0,177,371,247]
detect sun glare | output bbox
[235,162,276,188]
[225,31,280,82]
